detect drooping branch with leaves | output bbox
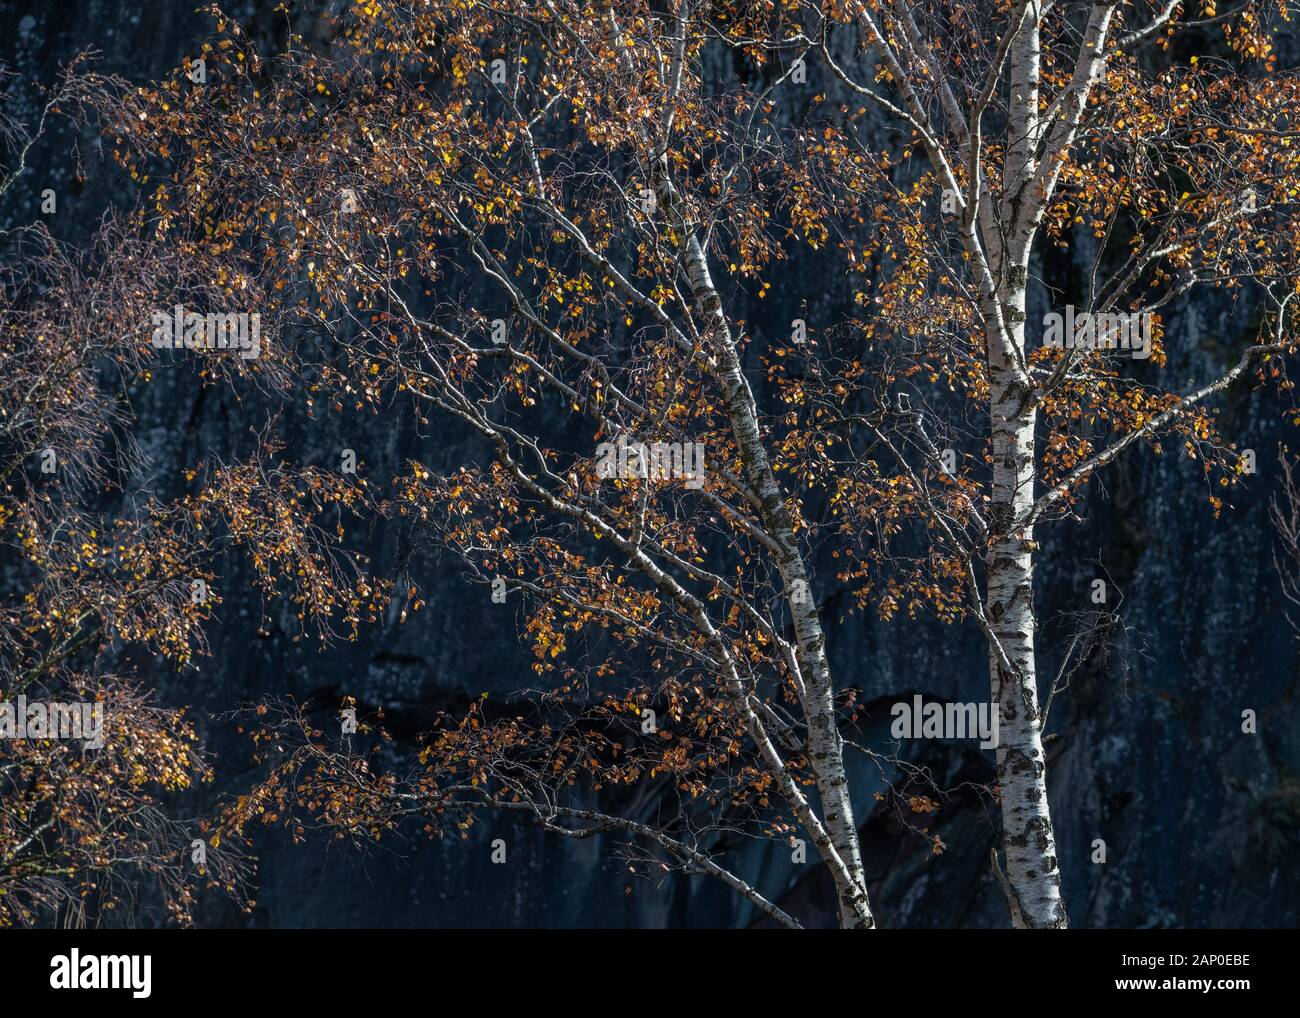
[0,69,387,924]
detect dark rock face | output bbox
[2,0,1297,928]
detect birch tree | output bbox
[97,0,1300,928]
[817,0,1300,926]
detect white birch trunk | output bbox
[985,273,1068,928]
[977,6,1068,929]
[653,152,873,928]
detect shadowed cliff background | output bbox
[2,0,1297,928]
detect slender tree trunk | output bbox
[604,1,873,924]
[977,9,1067,928]
[984,278,1068,928]
[712,335,872,929]
[651,153,873,928]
